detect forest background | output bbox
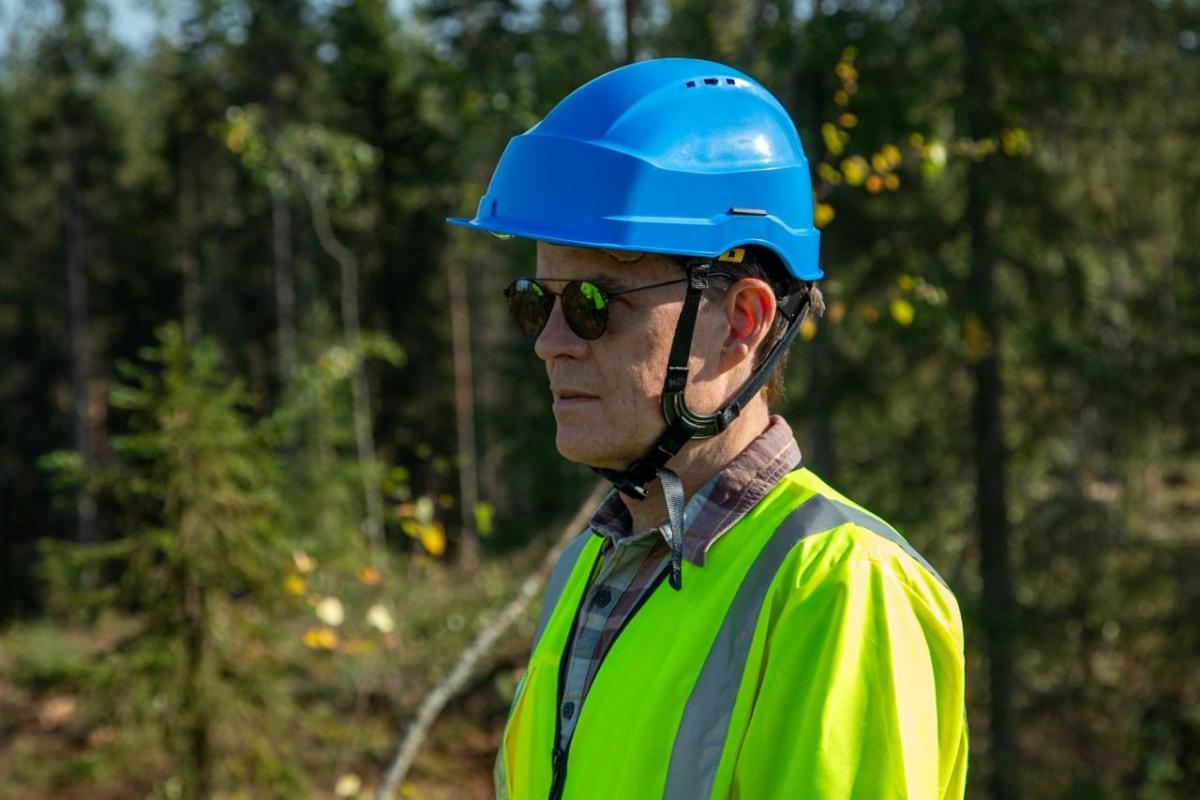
[0,0,1198,798]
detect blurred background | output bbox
[1,0,1198,798]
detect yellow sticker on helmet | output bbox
[718,248,745,263]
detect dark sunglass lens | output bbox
[562,281,609,340]
[505,279,553,337]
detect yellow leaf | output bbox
[358,566,382,585]
[909,132,925,147]
[838,113,858,128]
[881,144,902,168]
[897,274,915,292]
[840,156,869,186]
[800,318,819,341]
[303,627,339,651]
[866,174,884,194]
[885,173,900,191]
[872,153,890,173]
[890,298,915,327]
[821,123,844,156]
[284,575,307,596]
[1001,127,1030,156]
[420,522,446,556]
[817,163,841,186]
[814,203,835,229]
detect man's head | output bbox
[449,58,823,498]
[532,242,804,469]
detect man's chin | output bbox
[554,429,635,471]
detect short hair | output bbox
[602,246,823,407]
[694,246,824,407]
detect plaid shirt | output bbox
[555,415,802,748]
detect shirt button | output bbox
[593,588,612,608]
[562,701,575,720]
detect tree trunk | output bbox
[307,191,384,553]
[446,254,480,569]
[272,193,297,385]
[623,0,638,63]
[63,116,97,543]
[798,5,836,479]
[963,7,1019,799]
[179,141,202,345]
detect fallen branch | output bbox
[375,481,608,800]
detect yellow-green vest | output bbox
[497,468,969,799]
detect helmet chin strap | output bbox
[591,260,814,590]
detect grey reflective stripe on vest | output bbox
[663,494,948,800]
[532,529,594,652]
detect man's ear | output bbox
[720,278,776,374]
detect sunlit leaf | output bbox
[366,603,395,633]
[358,566,382,585]
[821,123,844,156]
[840,156,869,186]
[800,318,819,341]
[335,774,362,798]
[475,502,495,536]
[814,203,836,229]
[817,163,841,186]
[291,550,315,574]
[420,521,446,556]
[284,575,307,596]
[414,496,434,523]
[890,298,916,327]
[315,596,345,627]
[302,627,338,650]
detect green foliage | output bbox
[39,323,301,797]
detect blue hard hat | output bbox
[448,58,822,282]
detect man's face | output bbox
[533,242,730,469]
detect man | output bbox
[450,58,967,799]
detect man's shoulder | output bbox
[760,468,963,641]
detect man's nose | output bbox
[534,298,589,362]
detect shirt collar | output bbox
[589,415,801,566]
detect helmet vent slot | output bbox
[685,80,696,88]
[725,78,736,85]
[703,78,719,85]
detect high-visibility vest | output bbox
[496,468,969,799]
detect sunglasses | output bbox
[503,276,690,340]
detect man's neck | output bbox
[620,403,772,534]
